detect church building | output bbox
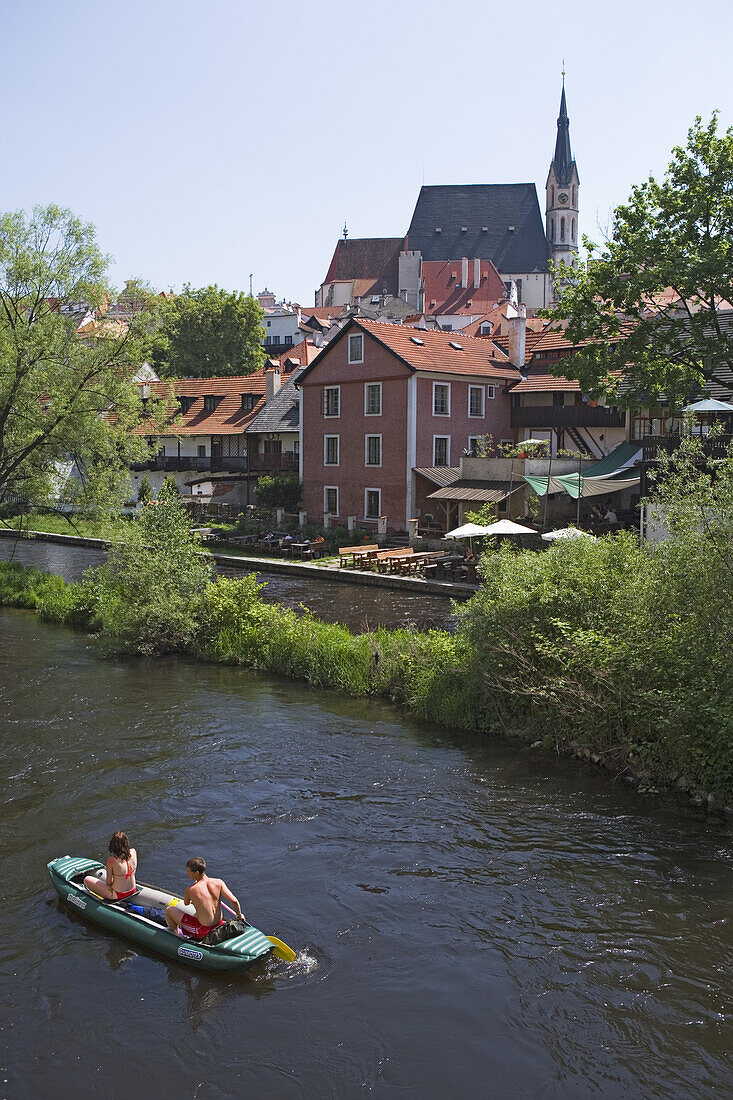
[315,80,579,312]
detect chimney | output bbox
[265,367,282,403]
[461,257,469,288]
[474,259,481,289]
[507,304,526,369]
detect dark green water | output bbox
[1,609,731,1099]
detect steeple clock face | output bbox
[558,192,569,205]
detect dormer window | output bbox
[203,394,220,412]
[241,393,256,411]
[179,396,194,414]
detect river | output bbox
[0,539,456,633]
[1,609,732,1099]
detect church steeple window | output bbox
[551,185,555,206]
[572,185,576,205]
[560,217,565,242]
[571,218,575,241]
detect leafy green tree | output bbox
[89,495,212,655]
[150,284,266,378]
[159,474,180,500]
[0,204,151,509]
[546,114,733,406]
[136,473,153,505]
[255,474,301,511]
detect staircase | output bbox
[565,426,600,457]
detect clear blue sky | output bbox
[3,0,731,305]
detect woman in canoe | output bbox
[83,831,138,901]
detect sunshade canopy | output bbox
[541,527,596,541]
[444,522,494,538]
[482,519,537,535]
[681,398,733,413]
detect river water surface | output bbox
[1,609,732,1099]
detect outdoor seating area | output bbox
[337,543,478,583]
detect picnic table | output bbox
[338,544,379,568]
[191,527,215,542]
[374,547,414,573]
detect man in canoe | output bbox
[165,857,244,940]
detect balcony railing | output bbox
[131,456,249,474]
[248,452,299,472]
[511,405,626,429]
[642,433,733,462]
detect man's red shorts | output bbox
[179,913,224,940]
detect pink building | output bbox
[297,319,521,531]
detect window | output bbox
[266,320,271,327]
[433,436,450,467]
[468,386,484,418]
[365,488,381,519]
[364,382,382,416]
[272,335,280,345]
[324,486,338,515]
[323,386,340,417]
[324,435,339,466]
[241,393,255,410]
[203,394,219,411]
[467,436,480,457]
[550,218,554,242]
[486,384,495,400]
[551,185,555,205]
[365,434,382,466]
[440,324,453,331]
[348,332,364,363]
[560,217,566,242]
[571,218,576,241]
[572,185,576,205]
[197,445,206,458]
[179,396,194,414]
[433,382,450,416]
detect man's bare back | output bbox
[165,857,243,937]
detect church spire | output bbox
[553,76,574,185]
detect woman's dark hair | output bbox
[109,831,131,859]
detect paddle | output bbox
[220,900,296,962]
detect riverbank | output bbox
[2,556,732,814]
[0,527,477,599]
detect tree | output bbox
[89,495,213,655]
[150,284,266,378]
[255,474,301,512]
[0,204,151,509]
[546,114,733,407]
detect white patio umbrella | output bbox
[681,398,733,413]
[444,522,495,538]
[541,527,596,542]
[482,520,537,536]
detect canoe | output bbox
[48,855,274,972]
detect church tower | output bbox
[546,77,579,285]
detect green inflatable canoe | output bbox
[48,855,274,973]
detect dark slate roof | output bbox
[552,82,575,186]
[405,184,549,273]
[246,366,304,434]
[323,237,405,295]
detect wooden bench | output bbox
[338,544,379,569]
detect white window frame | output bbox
[433,381,451,416]
[324,486,339,515]
[364,381,382,416]
[324,434,340,466]
[324,385,340,418]
[365,433,382,467]
[467,436,481,456]
[486,384,496,400]
[364,487,381,520]
[468,385,485,418]
[348,332,364,364]
[433,435,450,467]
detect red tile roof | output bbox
[135,375,266,436]
[422,259,506,315]
[354,319,521,380]
[512,375,582,393]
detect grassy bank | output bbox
[2,553,732,810]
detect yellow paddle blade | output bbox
[267,935,296,962]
